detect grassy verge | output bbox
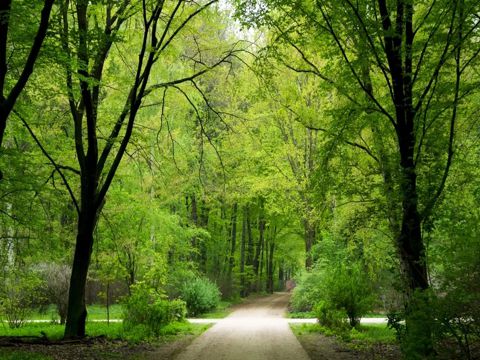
[286,311,316,318]
[286,311,386,319]
[0,321,209,342]
[195,300,239,319]
[0,322,123,340]
[291,323,396,344]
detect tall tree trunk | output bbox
[190,194,198,262]
[304,219,316,269]
[227,203,237,277]
[253,200,264,291]
[246,206,254,267]
[199,198,208,273]
[64,207,97,338]
[240,205,247,297]
[396,124,432,356]
[278,264,284,290]
[267,238,275,293]
[253,199,264,276]
[397,130,428,291]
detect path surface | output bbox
[174,292,311,360]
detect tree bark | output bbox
[267,239,275,293]
[190,194,198,262]
[253,199,264,276]
[240,205,247,297]
[227,203,237,277]
[64,207,97,338]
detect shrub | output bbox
[165,268,196,299]
[435,291,480,359]
[35,263,70,324]
[324,262,375,327]
[290,270,325,312]
[179,277,221,316]
[0,270,43,328]
[314,300,349,333]
[122,282,186,338]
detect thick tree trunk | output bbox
[396,120,432,356]
[64,209,96,338]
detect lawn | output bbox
[291,322,396,344]
[195,300,237,319]
[28,304,123,321]
[0,322,124,340]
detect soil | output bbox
[296,330,402,360]
[0,335,197,360]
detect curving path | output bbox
[174,292,310,360]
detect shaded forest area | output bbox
[1,0,480,358]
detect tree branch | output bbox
[14,110,80,214]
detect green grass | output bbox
[287,311,386,319]
[86,304,123,320]
[0,349,52,360]
[291,323,396,344]
[286,311,316,318]
[0,321,209,342]
[196,300,236,319]
[158,322,210,338]
[291,323,332,336]
[0,322,124,340]
[349,324,396,344]
[29,304,123,321]
[29,301,235,321]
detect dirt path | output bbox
[174,292,310,360]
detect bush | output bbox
[292,261,375,328]
[324,262,375,327]
[0,270,43,328]
[314,300,349,333]
[290,270,325,312]
[122,282,186,338]
[179,277,221,316]
[165,268,196,299]
[35,263,70,324]
[435,291,480,359]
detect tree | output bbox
[0,0,55,171]
[53,0,237,338]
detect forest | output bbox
[0,0,479,359]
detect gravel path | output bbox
[174,292,310,360]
